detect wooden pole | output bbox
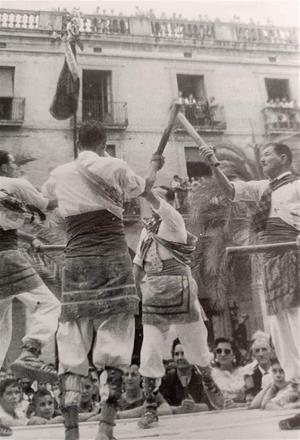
[73,109,78,159]
[226,241,298,256]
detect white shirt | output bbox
[42,151,145,219]
[133,198,187,267]
[0,404,27,426]
[0,177,48,210]
[232,172,300,231]
[0,177,48,230]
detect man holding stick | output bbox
[42,121,164,440]
[133,185,224,430]
[198,142,300,430]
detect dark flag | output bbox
[50,40,80,120]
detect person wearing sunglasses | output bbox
[211,338,253,408]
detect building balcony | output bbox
[0,9,298,52]
[262,106,300,134]
[0,97,25,126]
[81,100,128,129]
[175,103,226,134]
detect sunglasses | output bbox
[254,347,268,353]
[216,348,232,355]
[174,351,184,356]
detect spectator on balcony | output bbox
[264,107,279,129]
[171,175,182,210]
[195,98,206,125]
[185,94,197,124]
[265,99,276,108]
[274,97,281,108]
[280,97,290,109]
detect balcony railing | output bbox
[81,100,128,129]
[0,97,25,125]
[0,10,39,29]
[68,15,130,35]
[0,9,298,51]
[235,24,298,47]
[175,102,226,133]
[150,19,215,40]
[262,106,300,134]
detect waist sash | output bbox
[65,209,126,255]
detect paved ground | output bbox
[11,408,300,440]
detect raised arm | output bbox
[197,146,234,199]
[143,154,165,195]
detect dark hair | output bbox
[78,120,107,150]
[263,142,293,165]
[158,185,175,203]
[27,389,55,418]
[0,379,20,398]
[171,338,182,358]
[214,337,241,367]
[0,150,10,168]
[270,358,281,366]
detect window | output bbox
[264,78,290,100]
[0,67,14,120]
[82,70,112,122]
[185,147,212,178]
[177,74,206,100]
[106,144,116,157]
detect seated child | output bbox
[27,389,63,425]
[249,359,300,410]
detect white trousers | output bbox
[140,299,213,379]
[269,307,300,382]
[57,313,135,377]
[0,284,61,368]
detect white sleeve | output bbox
[232,180,269,204]
[153,198,186,232]
[42,175,57,201]
[118,164,146,199]
[13,178,49,210]
[133,229,147,267]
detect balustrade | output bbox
[0,8,298,50]
[0,10,39,29]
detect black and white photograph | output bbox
[0,0,299,438]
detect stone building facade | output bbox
[0,8,299,360]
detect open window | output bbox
[177,74,206,100]
[0,67,14,119]
[264,78,290,100]
[82,70,112,122]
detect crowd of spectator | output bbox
[263,98,300,130]
[1,329,299,432]
[178,92,223,128]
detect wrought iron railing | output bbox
[81,100,128,128]
[0,97,25,124]
[262,106,300,133]
[175,103,226,132]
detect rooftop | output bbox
[0,7,298,52]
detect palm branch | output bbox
[188,142,262,314]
